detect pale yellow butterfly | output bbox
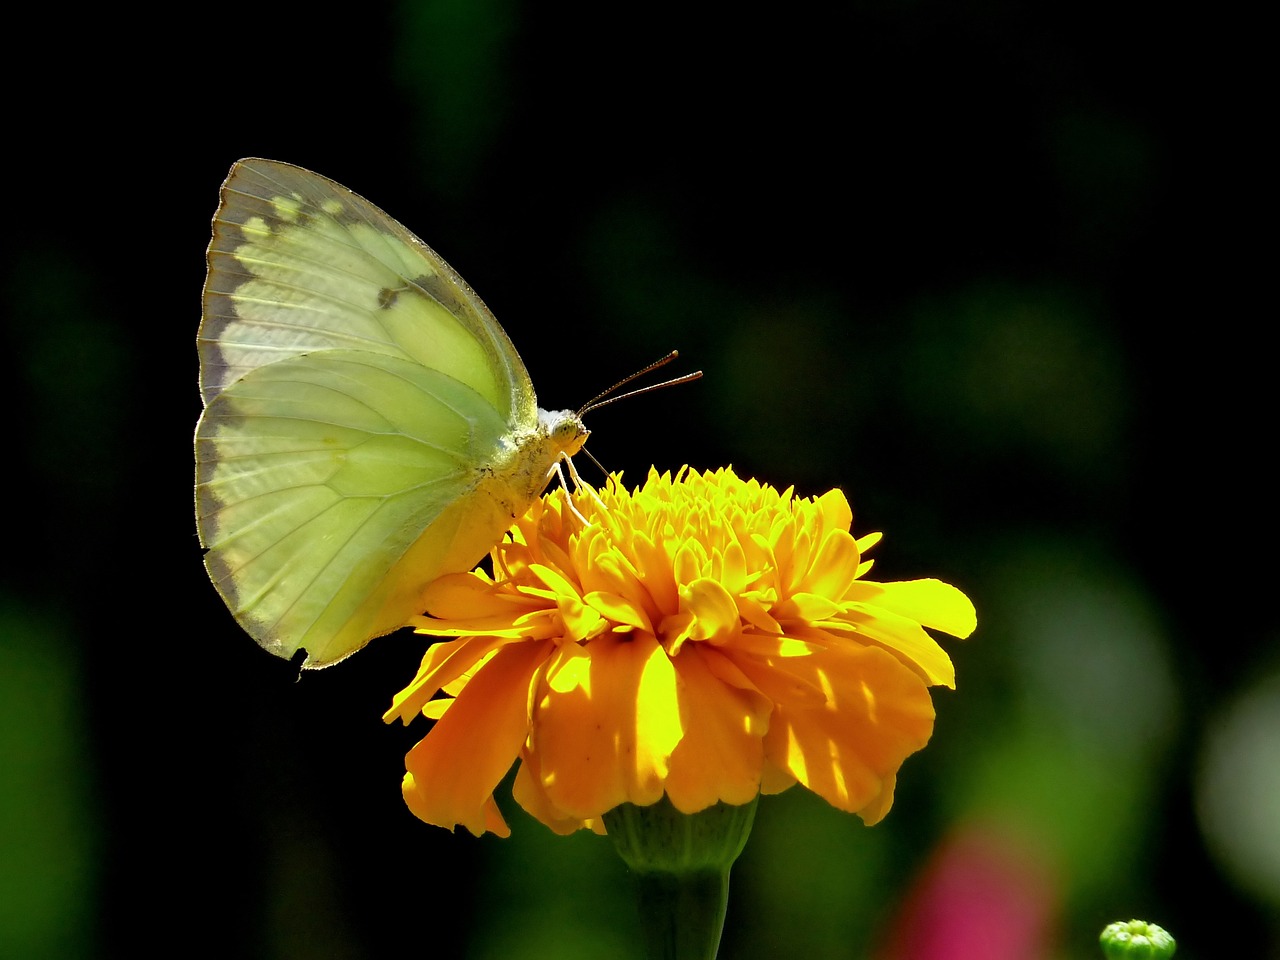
[195,158,590,668]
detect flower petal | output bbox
[815,487,853,534]
[511,750,600,836]
[581,552,656,633]
[384,634,512,724]
[834,605,957,688]
[665,645,770,812]
[681,577,740,645]
[761,642,935,821]
[400,639,552,836]
[729,638,830,709]
[795,528,861,599]
[845,578,978,639]
[631,530,680,615]
[532,636,679,819]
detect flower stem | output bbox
[605,795,759,960]
[629,868,730,960]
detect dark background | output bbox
[2,2,1274,958]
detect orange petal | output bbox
[403,773,510,838]
[383,633,514,724]
[855,771,897,826]
[759,761,797,795]
[511,751,595,835]
[664,645,770,811]
[532,636,678,819]
[761,642,935,817]
[400,640,552,836]
[729,643,829,709]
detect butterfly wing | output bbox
[196,159,542,667]
[200,158,535,424]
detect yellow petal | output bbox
[681,577,740,644]
[406,607,555,639]
[795,529,861,599]
[584,589,652,633]
[778,591,844,623]
[420,573,510,618]
[529,562,607,641]
[846,578,977,639]
[422,697,452,720]
[631,531,680,615]
[815,487,853,534]
[673,539,709,587]
[717,538,749,596]
[581,553,657,632]
[835,606,957,688]
[735,593,782,634]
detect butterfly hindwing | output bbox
[196,350,522,666]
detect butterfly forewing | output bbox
[200,158,536,425]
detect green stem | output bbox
[630,868,729,960]
[605,795,758,960]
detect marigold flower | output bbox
[383,466,976,837]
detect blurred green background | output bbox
[2,2,1273,958]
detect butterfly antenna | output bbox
[577,351,703,417]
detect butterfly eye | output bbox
[552,415,590,449]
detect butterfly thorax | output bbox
[490,408,588,509]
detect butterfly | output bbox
[195,158,592,668]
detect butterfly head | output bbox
[538,408,590,460]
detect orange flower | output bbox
[383,467,976,837]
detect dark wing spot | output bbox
[378,287,400,309]
[411,272,467,316]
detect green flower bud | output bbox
[1100,919,1176,959]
